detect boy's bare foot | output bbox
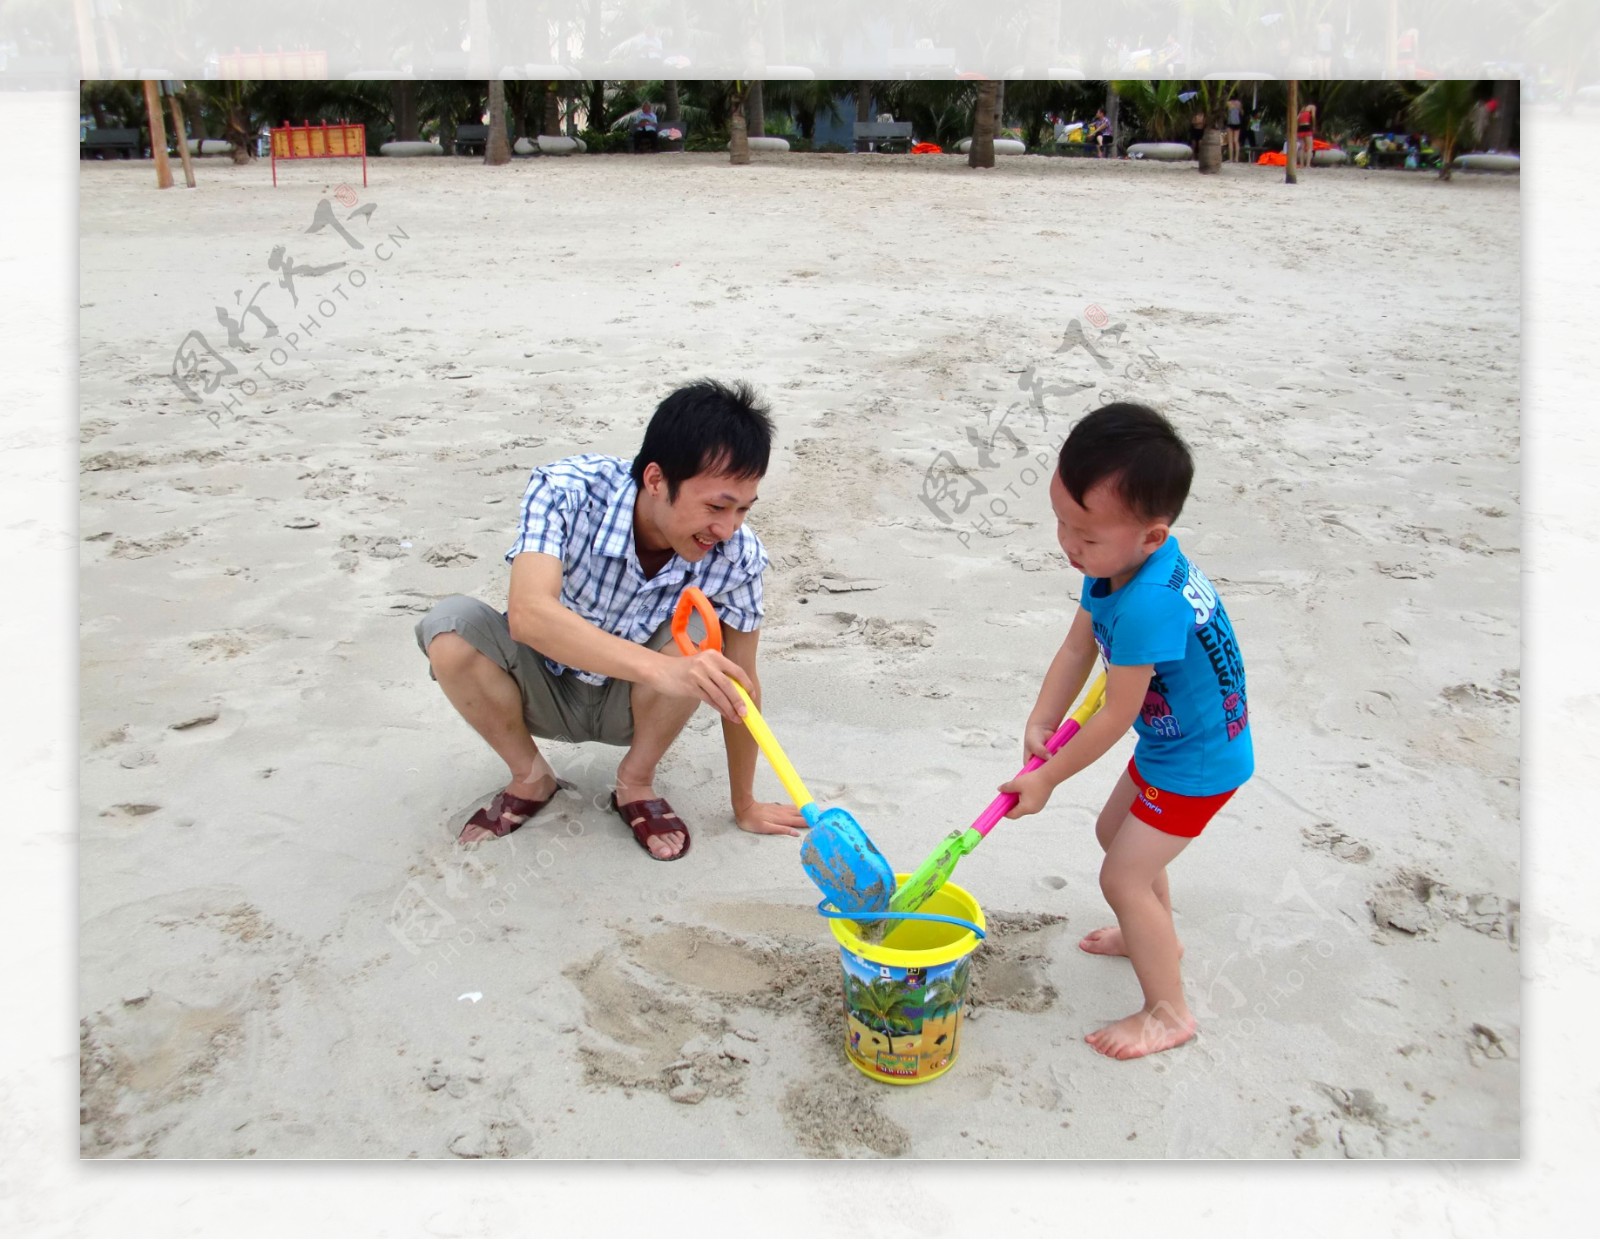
[1085,1004,1197,1060]
[1077,926,1184,959]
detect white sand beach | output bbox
[76,147,1520,1160]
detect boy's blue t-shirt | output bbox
[1080,535,1254,796]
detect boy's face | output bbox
[1049,472,1168,587]
[638,462,760,563]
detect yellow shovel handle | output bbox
[1073,670,1108,726]
[673,587,816,812]
[729,683,816,812]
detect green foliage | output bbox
[922,978,965,1019]
[1408,78,1482,178]
[876,80,979,148]
[685,130,730,152]
[1110,80,1191,142]
[578,129,631,154]
[851,977,920,1049]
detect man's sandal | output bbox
[458,789,554,842]
[609,792,692,861]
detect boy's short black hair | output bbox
[1057,402,1193,523]
[631,379,775,500]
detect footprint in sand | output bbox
[1300,823,1372,864]
[109,530,195,559]
[941,726,1007,749]
[837,612,935,649]
[1038,875,1068,891]
[423,542,478,567]
[101,802,161,818]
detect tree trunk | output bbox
[486,80,511,164]
[438,105,456,155]
[391,81,419,141]
[1104,83,1119,157]
[1285,78,1298,184]
[1198,127,1223,172]
[730,84,751,164]
[1488,78,1516,150]
[993,79,1005,137]
[588,80,606,132]
[182,92,207,141]
[856,81,871,123]
[543,83,561,136]
[664,79,682,150]
[748,80,765,138]
[969,79,997,168]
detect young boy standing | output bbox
[999,403,1254,1059]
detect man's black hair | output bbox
[631,379,775,500]
[1057,402,1194,523]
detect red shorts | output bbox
[1126,758,1237,838]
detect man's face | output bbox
[643,465,761,562]
[1049,471,1164,585]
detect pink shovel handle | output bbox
[971,717,1087,838]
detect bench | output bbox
[81,128,141,159]
[853,120,914,153]
[455,123,489,155]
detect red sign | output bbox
[270,121,367,187]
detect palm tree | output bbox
[391,81,420,141]
[729,80,750,165]
[922,978,965,1019]
[851,977,919,1053]
[1193,79,1238,174]
[761,79,847,141]
[968,79,998,168]
[485,79,511,165]
[747,80,765,138]
[949,956,972,1003]
[1285,79,1299,184]
[877,80,977,149]
[1409,78,1479,181]
[190,80,255,163]
[1110,79,1191,143]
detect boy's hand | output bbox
[1000,768,1056,819]
[1023,720,1055,765]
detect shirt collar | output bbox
[591,467,695,586]
[590,468,638,561]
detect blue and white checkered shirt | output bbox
[505,454,768,685]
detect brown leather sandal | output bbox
[609,793,691,861]
[458,789,554,842]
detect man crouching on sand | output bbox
[415,379,807,859]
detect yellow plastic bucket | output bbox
[827,877,985,1085]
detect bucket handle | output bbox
[814,899,987,939]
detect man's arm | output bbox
[507,553,751,720]
[720,624,808,837]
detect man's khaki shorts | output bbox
[415,595,674,746]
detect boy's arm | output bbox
[1002,659,1151,818]
[1023,606,1101,760]
[507,553,751,720]
[719,625,807,837]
